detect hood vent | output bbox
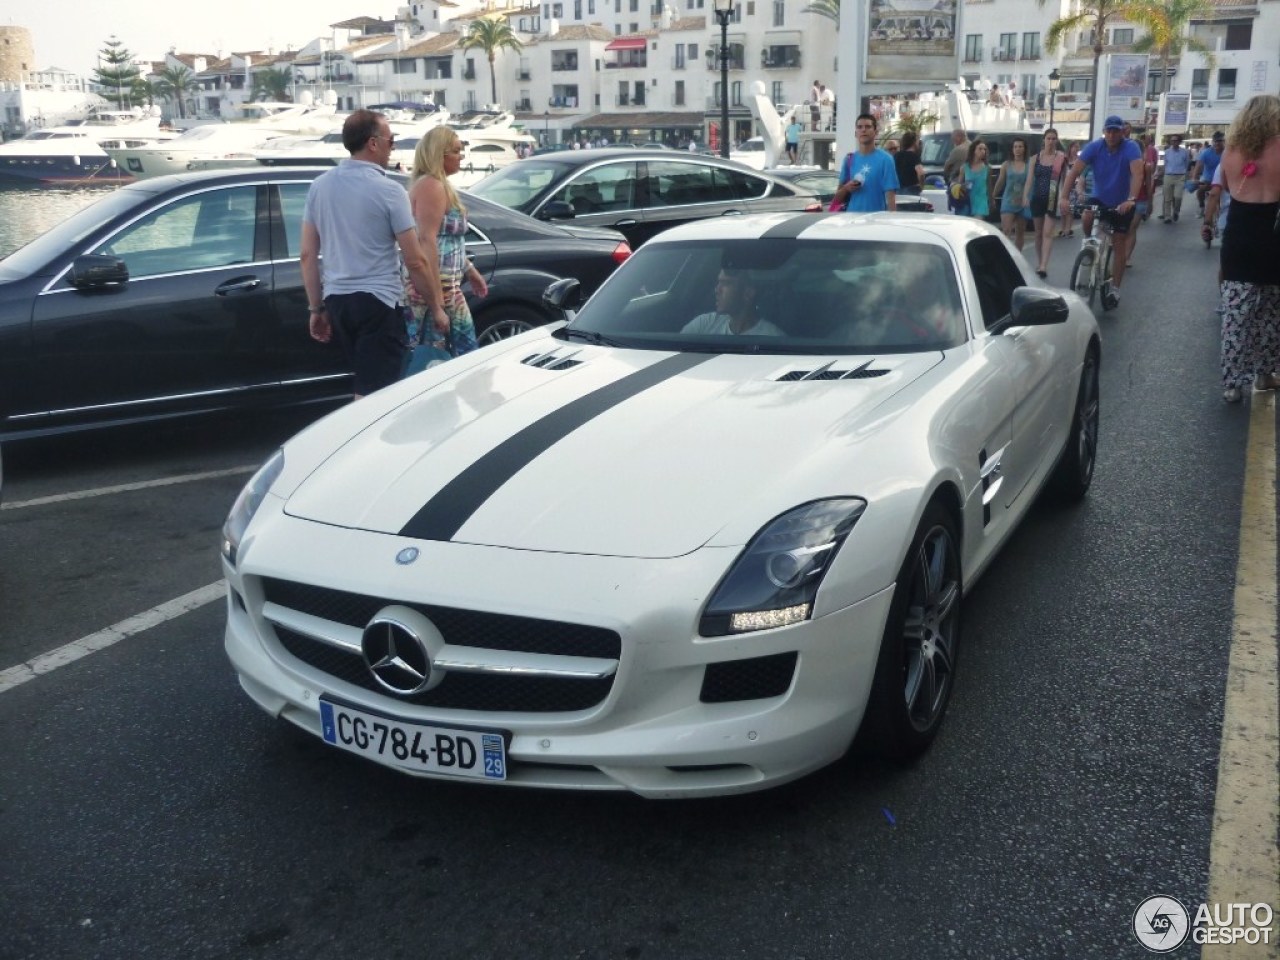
[776,360,888,382]
[522,347,585,372]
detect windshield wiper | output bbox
[559,328,627,348]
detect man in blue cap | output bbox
[1059,115,1145,309]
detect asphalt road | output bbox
[0,220,1268,960]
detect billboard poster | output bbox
[1162,92,1189,130]
[864,0,960,83]
[1105,53,1150,121]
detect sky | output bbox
[8,1,375,76]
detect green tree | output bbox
[1040,0,1155,134]
[94,36,142,110]
[156,65,196,120]
[886,110,940,140]
[1129,0,1216,97]
[252,66,295,103]
[800,0,840,27]
[132,78,161,109]
[460,18,524,106]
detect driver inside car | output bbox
[681,267,784,337]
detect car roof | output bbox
[639,209,997,248]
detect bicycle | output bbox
[1068,204,1117,311]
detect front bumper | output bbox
[224,506,894,798]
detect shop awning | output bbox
[605,37,647,51]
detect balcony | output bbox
[991,47,1017,62]
[963,51,983,62]
[1019,50,1041,60]
[705,54,746,71]
[551,59,580,72]
[547,95,579,107]
[671,57,687,70]
[615,93,646,106]
[517,69,532,80]
[608,56,648,69]
[463,65,476,80]
[515,98,532,111]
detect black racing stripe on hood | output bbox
[760,212,839,240]
[398,352,711,542]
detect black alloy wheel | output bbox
[1049,346,1100,502]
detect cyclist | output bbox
[1058,115,1145,309]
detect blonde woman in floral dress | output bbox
[403,126,488,364]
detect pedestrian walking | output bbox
[1027,128,1066,278]
[302,109,440,398]
[954,139,991,219]
[894,131,924,196]
[993,135,1030,248]
[1214,94,1280,403]
[1161,133,1190,221]
[1193,132,1225,217]
[402,126,489,374]
[832,113,899,212]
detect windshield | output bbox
[920,134,955,167]
[469,160,568,210]
[561,238,966,354]
[0,188,147,282]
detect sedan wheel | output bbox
[863,503,961,760]
[476,306,545,347]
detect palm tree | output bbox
[1040,0,1152,135]
[460,18,524,106]
[252,66,295,103]
[132,79,162,110]
[800,0,840,27]
[156,65,196,120]
[1129,0,1215,99]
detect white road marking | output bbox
[0,465,257,511]
[0,581,226,693]
[1202,391,1280,960]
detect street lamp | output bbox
[713,0,735,158]
[1048,68,1061,132]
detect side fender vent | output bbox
[522,348,585,372]
[776,360,888,382]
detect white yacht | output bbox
[448,110,537,188]
[251,109,454,173]
[106,102,339,180]
[0,107,168,184]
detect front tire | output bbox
[863,503,961,761]
[1070,247,1097,306]
[1048,346,1100,502]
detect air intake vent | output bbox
[776,360,888,382]
[522,348,584,371]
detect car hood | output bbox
[284,344,941,558]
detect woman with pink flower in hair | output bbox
[1215,94,1280,403]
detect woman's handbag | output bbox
[402,308,454,376]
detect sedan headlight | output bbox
[221,449,285,566]
[699,498,866,637]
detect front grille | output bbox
[700,652,798,703]
[275,627,613,713]
[260,577,621,659]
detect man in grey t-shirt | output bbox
[302,109,443,397]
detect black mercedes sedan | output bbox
[0,167,631,440]
[468,148,823,248]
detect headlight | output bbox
[221,449,285,566]
[699,498,866,637]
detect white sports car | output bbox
[223,212,1100,798]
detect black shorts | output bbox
[1088,198,1136,235]
[325,291,407,395]
[1029,194,1057,219]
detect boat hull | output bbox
[0,155,133,184]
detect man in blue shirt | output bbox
[785,118,803,165]
[1192,131,1225,219]
[832,113,899,213]
[1160,133,1190,222]
[1059,115,1144,309]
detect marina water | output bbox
[0,183,112,258]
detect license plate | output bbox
[319,698,506,781]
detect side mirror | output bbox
[1006,286,1069,328]
[538,199,576,221]
[70,254,129,289]
[542,277,581,314]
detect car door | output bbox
[540,160,645,246]
[638,159,745,242]
[30,183,274,419]
[270,180,357,390]
[965,235,1061,506]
